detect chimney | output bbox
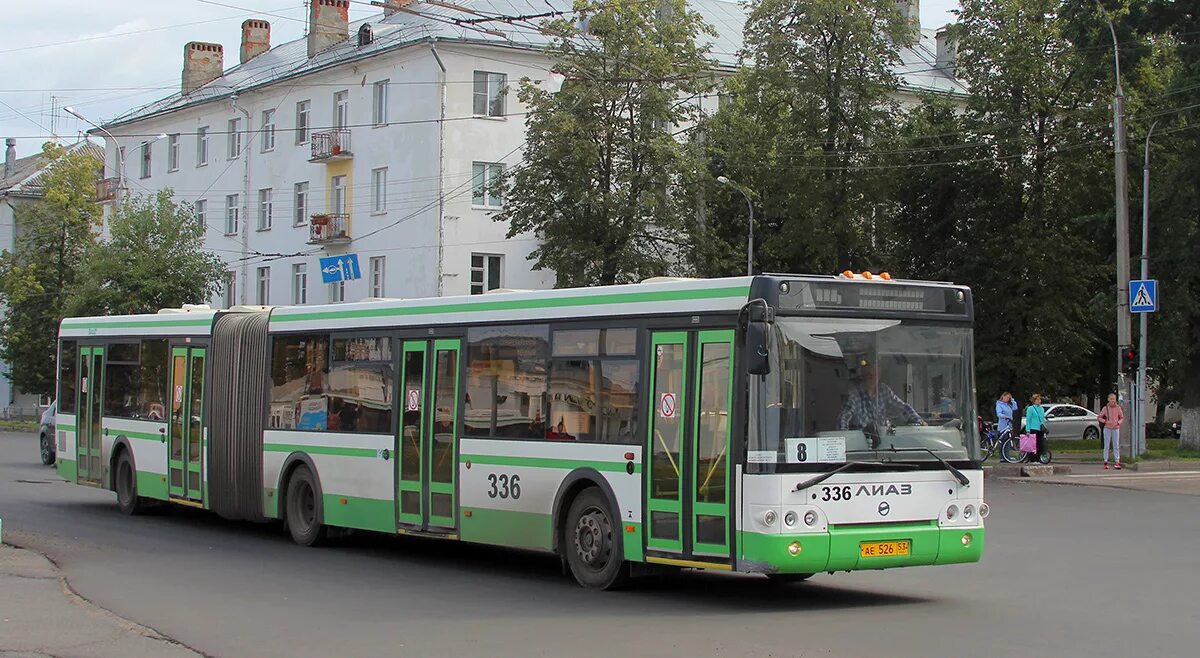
[935,25,958,75]
[240,19,271,64]
[376,0,414,16]
[308,0,350,58]
[4,138,16,178]
[182,42,224,94]
[895,0,921,46]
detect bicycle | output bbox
[999,431,1052,464]
[979,419,1000,461]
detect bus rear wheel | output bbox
[563,487,628,590]
[285,465,327,547]
[115,452,145,516]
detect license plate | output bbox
[860,540,911,558]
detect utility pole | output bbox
[716,176,755,276]
[1100,8,1134,457]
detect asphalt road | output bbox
[2,433,1198,658]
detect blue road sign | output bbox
[1130,279,1158,313]
[319,254,361,284]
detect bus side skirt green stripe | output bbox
[263,443,379,458]
[462,454,639,473]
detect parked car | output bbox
[39,401,56,465]
[1022,403,1101,440]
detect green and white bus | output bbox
[55,274,986,588]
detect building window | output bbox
[369,256,385,297]
[224,271,237,308]
[196,126,209,166]
[256,266,271,305]
[296,100,311,144]
[292,263,308,305]
[294,182,309,226]
[328,280,345,303]
[139,141,152,179]
[371,167,387,212]
[334,90,349,129]
[470,253,502,294]
[257,188,273,231]
[224,194,240,235]
[261,109,276,152]
[372,80,389,126]
[195,199,207,229]
[228,118,242,158]
[472,162,504,208]
[332,175,347,214]
[167,134,180,172]
[473,71,507,117]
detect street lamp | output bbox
[65,106,124,205]
[716,175,755,277]
[1136,121,1159,456]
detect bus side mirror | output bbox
[745,321,771,376]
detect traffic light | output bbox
[1121,346,1138,374]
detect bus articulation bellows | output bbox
[55,274,986,588]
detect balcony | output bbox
[95,177,119,203]
[309,129,352,162]
[309,213,351,245]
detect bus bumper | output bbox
[737,522,985,574]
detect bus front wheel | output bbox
[563,487,628,590]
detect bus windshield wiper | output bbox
[885,446,971,487]
[792,461,917,492]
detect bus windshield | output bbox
[749,317,979,466]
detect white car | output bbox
[1022,403,1102,441]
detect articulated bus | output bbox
[55,274,986,588]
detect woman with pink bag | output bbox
[1023,393,1048,463]
[1098,393,1124,469]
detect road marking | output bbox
[1064,471,1200,479]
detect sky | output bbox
[0,0,961,159]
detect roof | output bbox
[1,140,103,197]
[60,307,220,338]
[104,0,965,129]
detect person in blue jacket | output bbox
[995,392,1017,437]
[1024,393,1048,462]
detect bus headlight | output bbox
[979,502,990,518]
[803,511,818,527]
[963,504,975,521]
[946,504,959,520]
[783,511,797,527]
[763,510,777,526]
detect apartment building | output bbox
[94,0,963,307]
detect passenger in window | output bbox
[837,359,925,446]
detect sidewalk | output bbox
[0,543,201,657]
[989,460,1200,496]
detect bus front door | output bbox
[397,339,461,534]
[167,347,206,502]
[76,346,105,486]
[646,330,735,563]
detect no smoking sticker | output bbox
[659,392,678,418]
[406,388,420,412]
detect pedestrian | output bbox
[1024,393,1048,463]
[1098,392,1124,470]
[995,392,1017,437]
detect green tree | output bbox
[0,143,99,397]
[495,0,716,287]
[697,0,907,276]
[66,191,225,317]
[1140,0,1200,448]
[940,0,1113,402]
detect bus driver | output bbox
[837,358,925,446]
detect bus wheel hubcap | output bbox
[575,508,610,567]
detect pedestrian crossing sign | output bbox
[1130,279,1157,313]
